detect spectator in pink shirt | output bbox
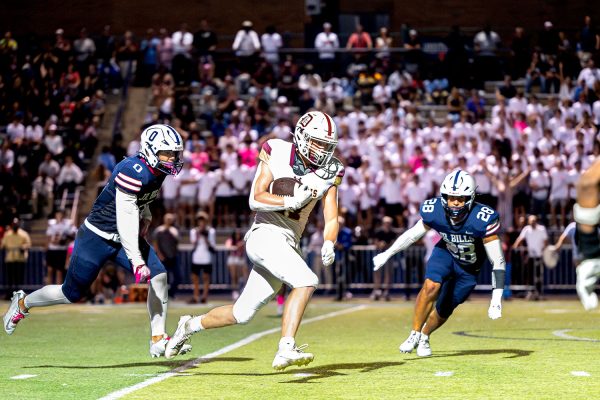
[190,142,210,172]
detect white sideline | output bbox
[99,305,367,400]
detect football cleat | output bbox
[165,315,194,359]
[3,290,28,335]
[399,330,421,353]
[150,336,192,358]
[416,335,432,357]
[272,344,314,371]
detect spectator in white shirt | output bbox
[7,114,25,144]
[577,58,599,89]
[161,174,178,213]
[44,124,64,156]
[381,168,405,227]
[593,98,600,127]
[314,22,339,78]
[0,140,15,172]
[338,174,361,225]
[171,23,193,57]
[549,160,570,228]
[25,117,44,143]
[232,20,260,73]
[261,25,282,73]
[513,215,548,300]
[31,172,55,217]
[404,174,429,227]
[175,162,200,227]
[56,155,83,193]
[529,161,551,225]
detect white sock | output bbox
[148,273,168,337]
[279,336,295,350]
[188,315,205,333]
[420,333,429,341]
[24,285,71,309]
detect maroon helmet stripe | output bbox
[323,112,333,137]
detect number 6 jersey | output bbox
[419,197,500,272]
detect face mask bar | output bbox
[156,150,184,175]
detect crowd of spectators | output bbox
[1,16,600,301]
[123,16,600,241]
[0,27,113,230]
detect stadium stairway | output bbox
[26,94,121,247]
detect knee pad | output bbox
[232,300,260,325]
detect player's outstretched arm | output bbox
[372,220,429,271]
[321,185,339,267]
[116,188,149,282]
[483,234,505,320]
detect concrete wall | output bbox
[0,0,596,42]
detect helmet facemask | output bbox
[441,194,474,223]
[155,149,183,175]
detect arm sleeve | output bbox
[384,220,428,257]
[484,238,506,289]
[116,188,145,268]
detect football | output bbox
[269,177,299,197]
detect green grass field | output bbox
[0,298,599,399]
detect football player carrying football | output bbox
[166,111,344,370]
[3,124,191,358]
[573,159,600,310]
[373,170,506,356]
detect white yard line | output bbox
[571,371,591,377]
[10,374,37,380]
[552,329,600,342]
[434,371,454,377]
[99,305,367,400]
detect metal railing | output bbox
[0,246,577,295]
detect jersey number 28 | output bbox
[476,206,494,222]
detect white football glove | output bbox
[488,288,503,320]
[321,240,335,267]
[134,264,151,284]
[372,252,390,272]
[283,184,312,211]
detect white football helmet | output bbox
[293,111,338,167]
[440,169,477,221]
[139,124,184,175]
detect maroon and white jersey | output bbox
[254,138,344,242]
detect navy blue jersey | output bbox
[419,197,500,271]
[87,155,165,234]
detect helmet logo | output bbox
[452,170,461,191]
[299,113,314,128]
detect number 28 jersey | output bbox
[419,197,500,272]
